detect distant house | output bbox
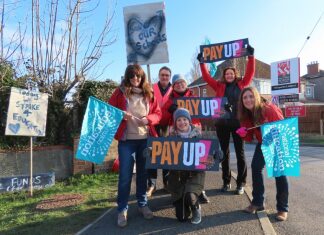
[299,61,324,134]
[300,61,324,102]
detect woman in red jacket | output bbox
[197,45,255,195]
[237,86,289,221]
[160,74,201,130]
[109,64,162,227]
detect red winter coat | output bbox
[160,89,201,128]
[240,103,284,143]
[199,56,255,96]
[108,87,162,140]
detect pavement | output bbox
[77,169,275,235]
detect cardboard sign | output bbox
[5,87,48,136]
[199,38,249,63]
[271,58,300,96]
[0,172,55,193]
[145,137,222,171]
[123,2,169,65]
[285,106,306,117]
[174,97,230,119]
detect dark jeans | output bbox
[251,143,289,212]
[117,139,148,212]
[147,169,169,187]
[216,121,247,187]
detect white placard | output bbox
[271,57,300,96]
[123,2,169,65]
[5,87,48,136]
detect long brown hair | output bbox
[220,67,240,83]
[238,86,268,125]
[123,64,153,100]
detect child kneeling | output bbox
[167,108,205,224]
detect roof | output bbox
[301,70,324,79]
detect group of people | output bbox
[108,44,289,228]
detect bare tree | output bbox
[189,47,201,82]
[0,0,26,84]
[28,0,117,100]
[1,0,117,101]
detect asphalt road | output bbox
[230,143,324,235]
[78,144,323,235]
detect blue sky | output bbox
[4,0,324,84]
[107,0,324,83]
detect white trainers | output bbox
[117,211,127,227]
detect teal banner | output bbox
[261,117,300,177]
[76,96,124,164]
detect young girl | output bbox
[160,74,209,203]
[197,46,255,194]
[167,108,205,224]
[237,86,289,221]
[109,64,162,227]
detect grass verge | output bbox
[0,172,118,235]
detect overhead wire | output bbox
[297,11,324,57]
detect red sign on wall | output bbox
[285,106,306,117]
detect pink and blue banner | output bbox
[174,97,230,119]
[145,137,222,171]
[199,38,249,63]
[261,117,300,177]
[76,96,124,164]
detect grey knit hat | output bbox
[172,74,187,86]
[173,108,192,124]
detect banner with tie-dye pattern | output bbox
[76,96,124,164]
[261,117,300,177]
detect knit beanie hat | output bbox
[172,74,187,86]
[173,108,192,125]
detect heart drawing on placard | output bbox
[127,15,163,58]
[9,123,20,134]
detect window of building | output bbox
[202,88,207,97]
[306,87,312,97]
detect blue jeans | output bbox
[251,143,289,212]
[117,139,148,212]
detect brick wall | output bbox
[72,137,118,175]
[0,145,73,179]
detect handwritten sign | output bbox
[0,172,55,193]
[123,2,169,64]
[145,137,222,171]
[271,57,300,96]
[175,97,230,119]
[5,87,48,136]
[199,38,249,63]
